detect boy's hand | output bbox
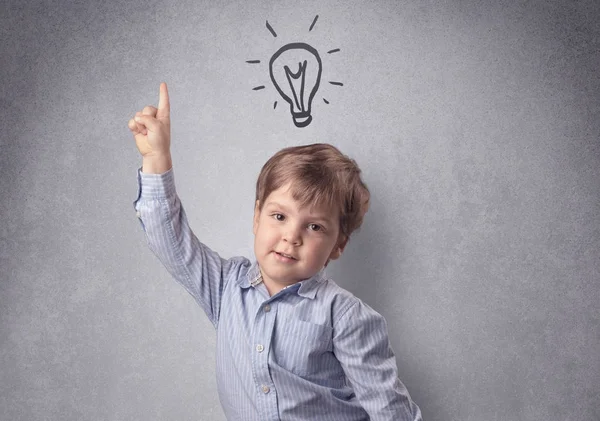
[128,82,172,173]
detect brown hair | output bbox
[255,143,370,239]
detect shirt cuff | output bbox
[136,167,176,201]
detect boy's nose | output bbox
[283,226,302,245]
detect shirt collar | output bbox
[239,261,325,300]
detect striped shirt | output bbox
[133,168,422,421]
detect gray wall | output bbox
[1,0,599,420]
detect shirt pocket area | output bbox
[273,320,335,377]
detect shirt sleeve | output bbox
[132,167,245,327]
[332,301,422,421]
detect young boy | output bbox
[128,83,422,420]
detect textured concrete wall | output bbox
[1,0,599,420]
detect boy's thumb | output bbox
[134,114,158,132]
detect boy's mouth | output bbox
[274,251,297,260]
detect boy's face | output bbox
[253,183,347,291]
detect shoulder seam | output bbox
[334,299,359,326]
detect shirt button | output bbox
[256,344,264,353]
[136,211,142,218]
[261,385,270,394]
[264,304,271,312]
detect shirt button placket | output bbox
[252,301,278,418]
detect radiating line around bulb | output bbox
[309,15,318,31]
[266,21,277,37]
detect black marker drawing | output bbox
[270,43,322,128]
[266,21,277,38]
[308,15,319,31]
[247,16,343,128]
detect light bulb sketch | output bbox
[246,15,344,128]
[269,43,322,128]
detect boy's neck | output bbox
[263,276,297,296]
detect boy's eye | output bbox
[273,213,285,221]
[308,223,322,232]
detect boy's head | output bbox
[252,143,370,291]
[255,143,370,238]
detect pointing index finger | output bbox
[157,82,170,117]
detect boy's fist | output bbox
[128,82,172,172]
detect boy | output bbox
[128,83,422,420]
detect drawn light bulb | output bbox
[269,43,322,128]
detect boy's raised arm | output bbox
[128,83,240,326]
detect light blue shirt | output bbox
[134,168,422,421]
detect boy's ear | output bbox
[253,200,261,235]
[328,236,348,261]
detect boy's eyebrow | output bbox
[264,201,290,212]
